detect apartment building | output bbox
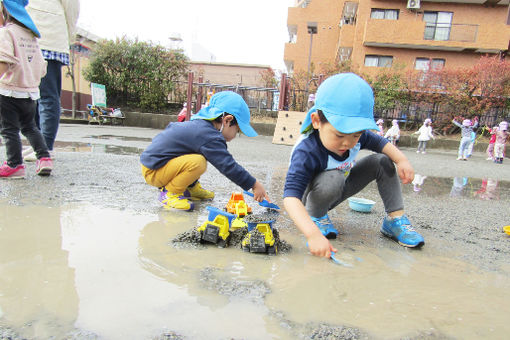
[284,0,510,76]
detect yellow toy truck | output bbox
[197,206,236,248]
[241,220,277,255]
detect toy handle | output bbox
[243,190,254,198]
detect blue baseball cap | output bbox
[300,73,379,134]
[2,0,41,38]
[192,91,258,137]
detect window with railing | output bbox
[370,9,399,20]
[424,11,452,41]
[340,2,358,26]
[365,55,393,67]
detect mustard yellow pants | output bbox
[141,154,207,194]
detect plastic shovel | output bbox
[243,191,280,210]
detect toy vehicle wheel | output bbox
[267,245,277,255]
[217,235,230,248]
[242,245,250,252]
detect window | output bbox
[424,11,452,41]
[415,58,445,71]
[365,55,393,67]
[371,9,399,20]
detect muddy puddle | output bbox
[1,203,509,339]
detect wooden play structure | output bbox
[272,111,307,146]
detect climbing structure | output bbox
[272,111,307,146]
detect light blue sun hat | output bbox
[2,0,41,38]
[191,91,257,137]
[300,73,379,134]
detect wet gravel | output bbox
[1,125,510,339]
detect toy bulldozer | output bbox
[197,207,236,248]
[242,219,277,255]
[224,192,252,217]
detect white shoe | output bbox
[23,150,37,162]
[456,157,462,160]
[23,148,55,162]
[421,151,426,154]
[416,150,420,153]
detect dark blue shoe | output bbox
[311,214,338,239]
[381,215,424,248]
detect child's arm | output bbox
[0,62,8,77]
[381,143,414,184]
[283,196,338,258]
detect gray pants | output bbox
[302,154,404,218]
[417,141,427,152]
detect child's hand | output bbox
[252,180,270,202]
[396,159,414,184]
[307,232,337,258]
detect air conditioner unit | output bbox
[407,0,420,10]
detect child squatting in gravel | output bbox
[283,73,425,258]
[140,91,270,211]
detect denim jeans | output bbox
[0,95,50,167]
[36,59,63,150]
[302,154,404,218]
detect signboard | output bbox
[91,83,107,107]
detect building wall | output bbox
[285,0,510,76]
[188,62,272,87]
[284,1,343,72]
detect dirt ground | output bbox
[1,124,509,339]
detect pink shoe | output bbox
[35,157,53,176]
[0,162,26,179]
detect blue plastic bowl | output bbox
[347,197,375,213]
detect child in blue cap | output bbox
[283,73,424,258]
[140,91,270,211]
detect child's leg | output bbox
[303,154,403,216]
[142,154,207,193]
[487,143,494,160]
[494,143,503,159]
[18,98,50,159]
[421,141,427,152]
[458,137,470,158]
[0,96,24,167]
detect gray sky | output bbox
[78,0,294,71]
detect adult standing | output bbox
[24,0,80,160]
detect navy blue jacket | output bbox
[284,129,388,199]
[140,119,256,190]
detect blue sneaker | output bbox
[311,214,338,239]
[381,215,424,248]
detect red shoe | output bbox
[0,162,26,179]
[35,157,53,176]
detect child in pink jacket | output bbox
[0,0,52,178]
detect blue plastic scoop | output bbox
[243,191,280,210]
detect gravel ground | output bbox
[1,124,509,339]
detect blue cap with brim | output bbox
[300,73,379,134]
[192,91,258,137]
[2,0,41,38]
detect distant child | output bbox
[0,0,52,179]
[452,117,478,160]
[140,91,269,211]
[486,125,498,161]
[414,118,434,154]
[375,118,384,136]
[177,102,188,122]
[493,121,508,164]
[283,73,424,258]
[384,119,400,145]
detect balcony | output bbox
[363,19,510,53]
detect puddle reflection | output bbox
[408,175,509,201]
